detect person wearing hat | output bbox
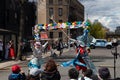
[8,65,26,80]
[73,40,87,72]
[60,39,87,70]
[28,40,48,73]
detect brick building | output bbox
[37,0,84,42]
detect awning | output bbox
[0,28,17,34]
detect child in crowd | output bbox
[8,65,26,80]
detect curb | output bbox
[0,48,70,69]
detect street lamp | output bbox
[111,39,120,79]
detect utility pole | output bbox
[111,39,120,79]
[67,0,71,49]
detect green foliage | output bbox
[87,19,106,39]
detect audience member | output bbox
[0,39,3,61]
[78,69,93,80]
[98,67,113,80]
[8,65,26,80]
[114,77,120,80]
[57,39,64,56]
[41,59,61,80]
[5,42,10,60]
[9,40,15,60]
[27,68,42,80]
[91,74,100,80]
[68,68,79,80]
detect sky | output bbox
[79,0,120,31]
[29,0,120,31]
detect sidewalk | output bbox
[0,52,32,69]
[0,48,70,69]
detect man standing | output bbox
[0,39,3,61]
[57,39,64,56]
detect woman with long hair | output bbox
[41,59,61,80]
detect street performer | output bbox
[28,40,48,71]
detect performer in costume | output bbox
[29,25,48,71]
[74,41,87,72]
[28,40,48,71]
[61,40,87,70]
[61,21,97,74]
[76,25,97,74]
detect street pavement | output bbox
[0,49,69,69]
[0,46,120,80]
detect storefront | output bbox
[0,28,17,58]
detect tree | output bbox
[88,20,106,39]
[16,0,26,60]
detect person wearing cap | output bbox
[8,65,26,80]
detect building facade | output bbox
[37,0,84,42]
[115,26,120,35]
[0,0,36,56]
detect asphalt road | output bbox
[0,46,120,80]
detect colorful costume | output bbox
[75,46,87,71]
[61,41,87,71]
[28,41,48,70]
[61,23,97,74]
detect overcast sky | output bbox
[79,0,120,31]
[29,0,120,31]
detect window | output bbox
[59,32,62,38]
[59,20,63,23]
[58,0,62,5]
[58,8,63,16]
[49,0,53,5]
[50,32,53,38]
[49,19,53,23]
[49,8,53,17]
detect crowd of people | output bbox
[8,60,120,80]
[0,40,16,61]
[7,40,120,80]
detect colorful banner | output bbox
[35,21,84,30]
[33,21,90,41]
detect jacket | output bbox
[8,73,26,80]
[41,70,61,80]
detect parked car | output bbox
[90,39,113,49]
